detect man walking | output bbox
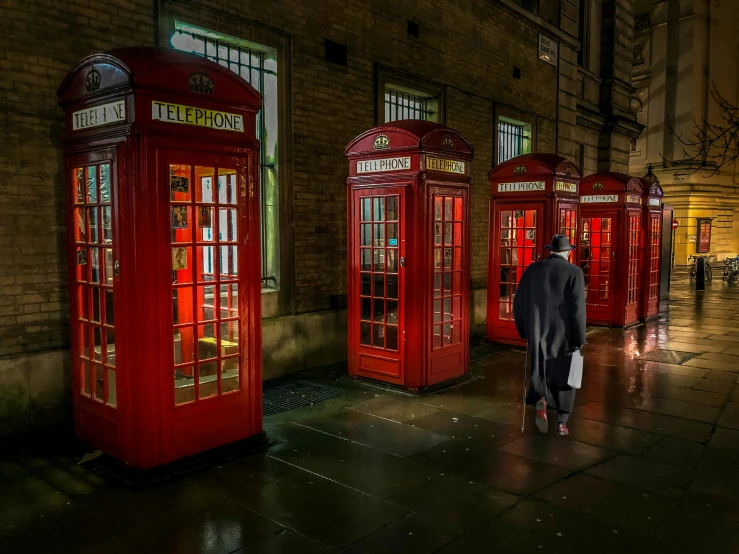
[513,234,587,435]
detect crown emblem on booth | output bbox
[514,165,527,175]
[442,135,454,150]
[188,70,214,94]
[593,182,604,190]
[85,68,101,92]
[373,134,389,149]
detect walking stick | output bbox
[522,347,528,433]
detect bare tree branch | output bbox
[660,81,739,176]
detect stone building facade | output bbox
[631,0,739,263]
[0,0,638,436]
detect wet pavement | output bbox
[2,276,739,553]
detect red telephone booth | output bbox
[58,48,263,469]
[345,122,473,392]
[486,154,581,345]
[639,169,664,321]
[579,173,644,327]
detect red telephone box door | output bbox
[429,190,467,386]
[625,212,642,323]
[352,188,405,384]
[69,155,122,453]
[492,203,543,342]
[645,213,662,315]
[161,149,255,461]
[580,214,616,324]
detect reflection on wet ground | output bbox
[2,278,739,553]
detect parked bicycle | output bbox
[722,256,739,284]
[689,254,713,283]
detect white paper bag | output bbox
[568,349,584,389]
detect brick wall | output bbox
[0,0,563,359]
[0,1,156,359]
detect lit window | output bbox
[697,219,712,253]
[384,85,439,123]
[498,117,532,163]
[171,22,280,290]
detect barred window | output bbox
[384,86,439,123]
[498,118,532,163]
[171,23,280,290]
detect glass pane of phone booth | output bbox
[73,164,117,407]
[358,194,400,351]
[432,195,463,349]
[628,215,641,305]
[580,217,612,307]
[170,164,242,405]
[498,209,538,321]
[559,208,577,245]
[648,217,661,300]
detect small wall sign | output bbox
[497,181,545,192]
[152,101,244,132]
[538,34,558,66]
[72,100,126,130]
[356,156,411,174]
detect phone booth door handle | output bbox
[400,257,405,267]
[114,260,120,276]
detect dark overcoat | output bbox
[513,254,587,414]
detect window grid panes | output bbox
[649,217,661,300]
[170,164,242,405]
[172,25,279,289]
[358,195,400,352]
[628,215,641,305]
[559,208,578,256]
[384,88,436,122]
[580,217,612,307]
[73,164,117,408]
[498,209,538,321]
[433,196,464,349]
[498,120,531,163]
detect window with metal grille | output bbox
[384,87,438,122]
[498,118,532,163]
[171,23,280,290]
